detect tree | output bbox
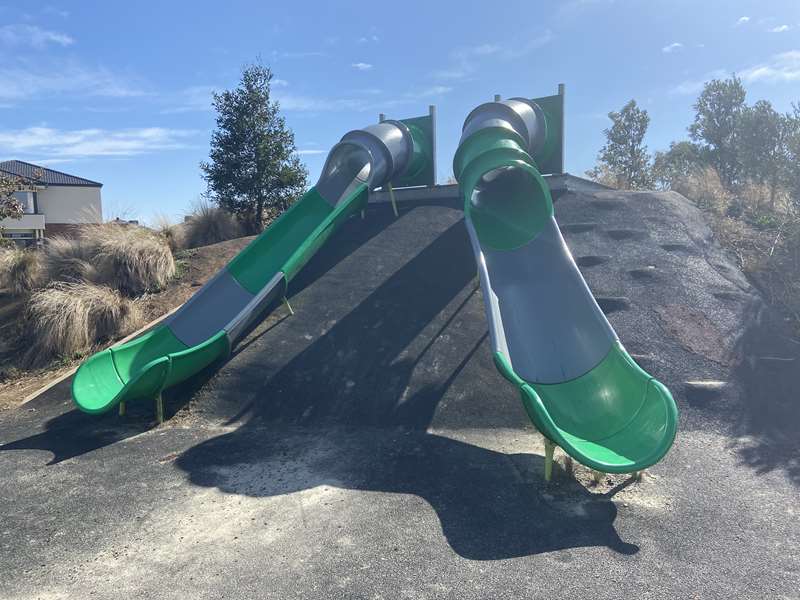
[689,75,746,189]
[736,100,791,210]
[592,99,653,190]
[785,103,800,207]
[201,63,308,234]
[0,170,42,245]
[652,141,706,190]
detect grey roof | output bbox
[0,160,102,187]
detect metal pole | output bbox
[558,83,566,174]
[378,113,386,123]
[493,94,501,102]
[429,104,437,187]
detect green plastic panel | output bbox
[389,114,435,188]
[529,92,564,175]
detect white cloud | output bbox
[0,60,147,101]
[662,42,683,53]
[740,50,800,83]
[272,78,289,87]
[434,31,554,81]
[351,62,373,71]
[0,24,74,48]
[160,85,215,114]
[769,25,791,33]
[736,16,750,26]
[670,51,800,94]
[273,93,368,112]
[357,35,380,43]
[295,149,326,155]
[670,69,728,95]
[0,126,197,159]
[42,5,70,18]
[271,50,326,60]
[409,85,452,98]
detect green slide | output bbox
[72,115,434,414]
[453,97,678,475]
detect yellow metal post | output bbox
[387,183,399,217]
[155,393,164,424]
[283,297,295,316]
[544,439,555,482]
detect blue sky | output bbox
[1,0,799,223]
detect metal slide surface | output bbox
[72,118,429,414]
[454,98,678,473]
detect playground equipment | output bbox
[71,112,435,417]
[453,94,678,477]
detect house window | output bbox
[12,191,35,214]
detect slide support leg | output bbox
[388,183,399,218]
[283,297,295,316]
[360,209,365,220]
[544,439,555,482]
[155,393,164,424]
[118,401,126,417]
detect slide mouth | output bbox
[317,142,372,205]
[467,162,553,251]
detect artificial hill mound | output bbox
[0,180,797,599]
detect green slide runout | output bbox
[454,98,678,474]
[73,114,434,415]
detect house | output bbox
[0,160,103,245]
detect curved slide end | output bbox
[509,343,678,474]
[72,325,183,414]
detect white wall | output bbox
[36,186,102,224]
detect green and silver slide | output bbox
[72,115,433,414]
[453,98,678,475]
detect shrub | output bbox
[92,223,175,295]
[672,167,732,214]
[183,199,243,249]
[0,248,42,296]
[24,282,141,365]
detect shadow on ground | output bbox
[732,302,800,485]
[0,203,405,464]
[2,201,639,560]
[174,204,638,560]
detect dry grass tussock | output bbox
[42,223,175,295]
[183,199,244,249]
[153,214,185,253]
[24,281,141,366]
[0,247,42,296]
[44,235,98,283]
[92,223,175,295]
[671,167,733,214]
